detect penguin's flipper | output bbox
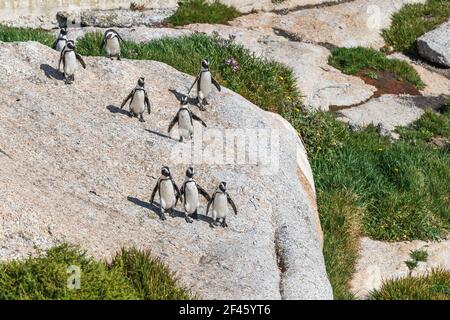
[187,72,200,95]
[52,39,58,50]
[180,182,185,197]
[206,194,214,216]
[116,32,125,44]
[168,112,179,133]
[211,76,221,92]
[120,90,134,109]
[227,193,238,215]
[100,36,106,51]
[197,184,211,202]
[150,180,160,204]
[144,91,151,114]
[172,180,182,205]
[75,53,87,69]
[191,112,207,128]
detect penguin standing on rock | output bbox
[100,29,125,60]
[150,166,181,220]
[58,40,86,84]
[180,167,211,223]
[120,77,151,122]
[206,182,237,228]
[188,59,221,111]
[53,27,68,52]
[168,96,207,142]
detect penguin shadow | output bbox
[168,89,198,106]
[127,196,185,220]
[106,105,131,117]
[40,64,65,81]
[144,129,172,140]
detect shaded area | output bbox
[144,129,172,140]
[127,196,185,220]
[40,64,65,81]
[106,105,132,117]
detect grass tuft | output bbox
[382,0,450,54]
[328,47,425,89]
[0,25,54,46]
[370,269,450,300]
[0,244,189,300]
[165,0,241,26]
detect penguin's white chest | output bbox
[184,182,199,214]
[64,51,77,76]
[159,179,176,210]
[199,72,211,97]
[213,193,228,218]
[130,90,145,114]
[55,39,67,51]
[106,37,121,56]
[178,109,193,138]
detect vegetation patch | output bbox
[382,0,450,55]
[328,47,425,92]
[165,0,241,26]
[0,25,54,46]
[0,244,190,300]
[370,269,450,300]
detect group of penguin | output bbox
[53,27,237,228]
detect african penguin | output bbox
[100,29,124,60]
[120,77,151,122]
[168,96,207,142]
[206,182,237,228]
[180,167,211,223]
[150,166,181,220]
[58,40,86,84]
[187,58,221,111]
[53,27,68,52]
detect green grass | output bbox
[382,0,450,54]
[77,32,298,113]
[165,0,241,26]
[0,244,190,300]
[0,25,54,46]
[328,47,425,89]
[370,269,450,300]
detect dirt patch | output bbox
[356,69,421,98]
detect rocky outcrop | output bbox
[351,237,450,299]
[0,41,332,299]
[231,0,427,49]
[417,20,450,67]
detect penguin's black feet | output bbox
[179,136,184,143]
[117,56,121,61]
[169,209,175,218]
[139,115,145,122]
[127,111,133,118]
[209,222,215,228]
[185,216,193,223]
[192,211,199,220]
[199,105,206,111]
[203,99,209,106]
[221,219,228,228]
[160,213,167,221]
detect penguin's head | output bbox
[106,31,115,40]
[60,28,68,36]
[201,58,210,69]
[186,167,194,178]
[66,40,75,50]
[138,77,145,87]
[181,95,189,105]
[219,181,227,192]
[161,166,171,177]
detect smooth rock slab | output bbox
[351,237,450,299]
[0,41,332,300]
[337,94,445,132]
[417,20,450,67]
[231,0,427,49]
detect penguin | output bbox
[187,58,221,111]
[206,182,237,228]
[120,77,151,122]
[168,96,207,142]
[150,166,182,220]
[53,27,68,52]
[180,167,211,223]
[100,29,125,60]
[58,40,86,85]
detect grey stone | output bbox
[417,20,450,67]
[0,41,332,300]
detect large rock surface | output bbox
[0,41,332,300]
[417,20,450,67]
[232,0,427,49]
[351,237,450,299]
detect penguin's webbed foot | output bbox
[199,105,206,111]
[117,56,121,61]
[221,220,228,228]
[160,213,167,221]
[169,209,175,218]
[185,216,193,223]
[192,211,199,220]
[139,115,145,122]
